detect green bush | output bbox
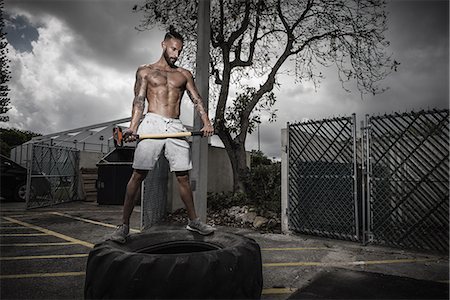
[0,128,41,156]
[247,151,281,213]
[207,191,249,211]
[208,150,281,214]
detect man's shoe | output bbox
[186,218,216,235]
[109,224,129,243]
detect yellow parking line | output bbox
[50,212,140,233]
[0,226,28,229]
[0,272,85,279]
[349,258,437,265]
[0,254,89,261]
[263,258,436,267]
[0,233,49,236]
[0,242,78,247]
[2,212,52,218]
[262,247,330,251]
[264,261,324,267]
[262,288,296,295]
[3,217,94,249]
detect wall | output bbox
[168,145,248,212]
[79,151,105,169]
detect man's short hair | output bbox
[164,26,184,43]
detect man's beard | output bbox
[164,51,177,67]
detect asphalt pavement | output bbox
[1,201,448,299]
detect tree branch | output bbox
[228,1,252,45]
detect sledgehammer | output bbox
[113,127,204,147]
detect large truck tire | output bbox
[84,230,263,299]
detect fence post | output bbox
[281,125,290,233]
[360,120,366,244]
[364,114,373,243]
[25,144,33,209]
[352,114,359,240]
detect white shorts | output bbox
[132,113,192,172]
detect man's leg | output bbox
[175,171,215,235]
[110,169,148,243]
[122,169,148,225]
[175,171,198,220]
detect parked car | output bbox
[0,155,51,202]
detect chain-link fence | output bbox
[27,144,81,209]
[287,114,359,241]
[366,109,449,252]
[286,109,449,253]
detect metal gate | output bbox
[286,109,449,252]
[26,144,81,209]
[287,114,359,241]
[365,109,449,252]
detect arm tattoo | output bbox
[131,95,145,121]
[187,90,206,115]
[133,95,145,112]
[133,95,145,114]
[194,97,206,115]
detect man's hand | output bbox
[201,123,214,137]
[123,128,138,142]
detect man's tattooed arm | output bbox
[129,69,147,132]
[185,72,214,136]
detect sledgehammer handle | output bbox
[137,131,204,139]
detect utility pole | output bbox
[191,0,210,222]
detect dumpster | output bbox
[96,147,134,205]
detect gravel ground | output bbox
[163,206,282,234]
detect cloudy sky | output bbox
[3,0,449,159]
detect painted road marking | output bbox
[1,213,53,218]
[0,266,297,296]
[3,217,94,249]
[0,226,30,229]
[0,254,89,261]
[0,272,85,279]
[0,233,49,237]
[0,267,291,296]
[0,242,78,247]
[262,288,297,295]
[4,210,123,219]
[50,211,140,233]
[262,247,331,251]
[263,258,437,267]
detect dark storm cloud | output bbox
[388,0,448,47]
[249,0,449,157]
[5,0,162,72]
[3,0,448,158]
[381,0,449,110]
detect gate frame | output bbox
[284,109,449,253]
[363,109,449,252]
[25,143,81,209]
[282,114,360,241]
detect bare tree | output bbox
[133,0,398,192]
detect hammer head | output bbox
[113,127,123,147]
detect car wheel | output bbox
[84,230,263,299]
[14,182,36,202]
[14,182,27,202]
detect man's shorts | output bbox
[132,113,192,172]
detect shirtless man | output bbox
[109,28,215,243]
